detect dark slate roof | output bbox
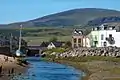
[40,42,49,47]
[73,29,83,36]
[52,41,63,47]
[28,46,41,50]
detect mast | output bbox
[18,24,22,50]
[10,33,13,53]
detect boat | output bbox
[15,24,24,57]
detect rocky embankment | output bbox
[48,47,120,58]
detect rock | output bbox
[53,47,120,58]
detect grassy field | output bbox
[22,27,73,45]
[0,27,91,45]
[23,36,71,45]
[0,27,74,45]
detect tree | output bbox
[64,41,72,48]
[49,37,58,42]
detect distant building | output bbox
[89,24,120,47]
[40,41,64,49]
[47,42,56,49]
[72,29,90,48]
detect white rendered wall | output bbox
[112,32,120,47]
[90,31,99,47]
[86,38,91,47]
[99,30,120,47]
[83,38,86,47]
[47,42,56,49]
[83,38,90,47]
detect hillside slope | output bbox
[1,8,120,27]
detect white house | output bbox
[71,29,91,48]
[89,24,120,47]
[47,42,56,49]
[40,41,64,49]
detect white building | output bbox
[89,24,120,47]
[71,29,91,48]
[83,37,91,47]
[47,42,56,49]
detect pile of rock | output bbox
[54,47,120,58]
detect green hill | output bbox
[1,8,120,28]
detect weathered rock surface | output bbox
[52,47,120,58]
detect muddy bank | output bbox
[0,55,28,80]
[43,56,120,80]
[0,62,28,80]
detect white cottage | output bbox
[47,42,56,49]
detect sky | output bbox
[0,0,120,24]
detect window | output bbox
[74,38,77,43]
[112,26,115,30]
[97,27,100,30]
[104,42,107,47]
[94,41,98,47]
[104,27,107,30]
[78,38,81,43]
[78,44,81,47]
[101,34,104,40]
[109,34,112,37]
[95,36,97,40]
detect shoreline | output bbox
[42,56,120,80]
[42,57,90,80]
[0,55,29,80]
[0,62,28,80]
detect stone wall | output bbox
[54,47,120,58]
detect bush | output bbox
[43,48,67,54]
[49,37,58,42]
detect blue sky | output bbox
[0,0,120,24]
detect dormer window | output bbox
[104,27,107,30]
[73,29,82,35]
[74,30,77,34]
[97,27,100,30]
[112,26,115,29]
[78,31,82,34]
